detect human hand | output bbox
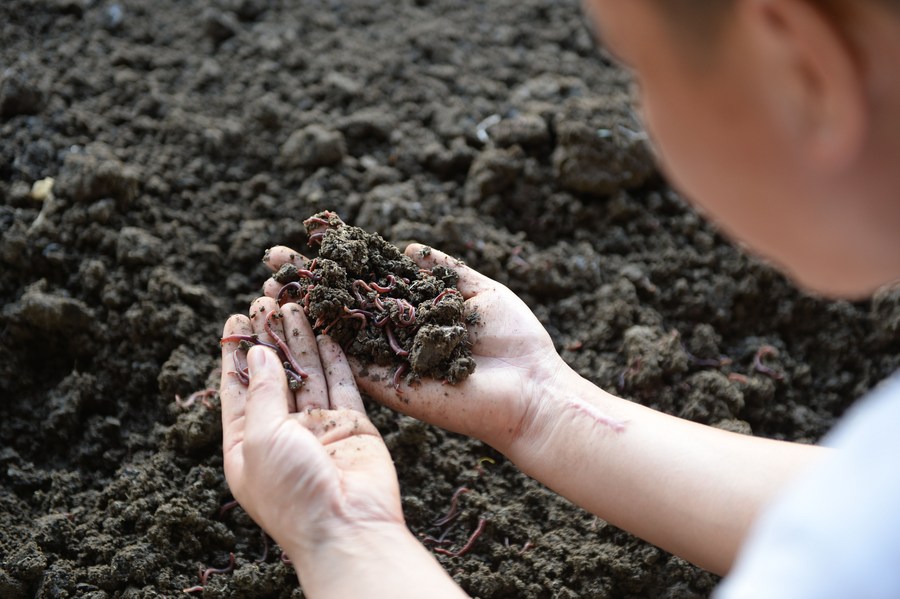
[262,244,569,454]
[219,297,404,567]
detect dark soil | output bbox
[1,1,897,598]
[270,211,474,386]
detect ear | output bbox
[740,0,867,171]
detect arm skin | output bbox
[285,523,468,599]
[506,363,826,575]
[261,244,829,577]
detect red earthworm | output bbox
[433,487,469,526]
[370,275,397,293]
[232,351,249,385]
[343,307,371,327]
[175,388,217,409]
[303,212,336,228]
[390,298,416,326]
[199,552,235,585]
[421,535,453,546]
[322,315,343,335]
[217,500,239,518]
[285,368,306,389]
[182,585,204,593]
[296,268,319,279]
[432,288,460,304]
[753,345,784,380]
[351,279,373,305]
[433,518,488,557]
[392,362,408,391]
[307,230,327,246]
[264,310,310,380]
[384,325,409,357]
[276,282,304,304]
[220,334,282,356]
[219,333,258,346]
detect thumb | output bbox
[245,346,290,441]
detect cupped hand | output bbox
[262,244,568,453]
[219,296,404,563]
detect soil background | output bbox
[1,1,898,597]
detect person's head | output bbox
[583,0,900,299]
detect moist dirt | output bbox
[277,211,474,385]
[1,1,898,598]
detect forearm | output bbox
[505,364,828,575]
[285,522,469,599]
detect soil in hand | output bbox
[272,211,475,386]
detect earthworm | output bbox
[220,334,282,356]
[432,288,461,304]
[753,345,784,380]
[433,486,469,526]
[175,388,217,409]
[390,298,416,326]
[232,351,249,385]
[264,310,310,380]
[276,282,304,304]
[285,368,306,389]
[370,275,397,293]
[199,552,235,585]
[217,500,240,518]
[433,518,488,557]
[307,230,326,246]
[384,324,409,357]
[392,362,408,391]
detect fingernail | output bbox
[247,345,269,376]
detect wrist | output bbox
[506,363,627,469]
[284,521,466,599]
[284,518,409,575]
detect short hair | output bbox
[655,0,898,32]
[651,0,897,62]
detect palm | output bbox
[219,297,404,555]
[262,243,566,451]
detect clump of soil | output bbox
[272,211,475,385]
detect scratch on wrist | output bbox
[565,396,627,432]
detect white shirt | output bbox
[715,372,900,599]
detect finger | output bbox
[249,296,297,412]
[262,276,284,300]
[244,345,292,443]
[263,246,312,300]
[262,245,308,273]
[280,302,329,411]
[220,314,252,462]
[317,335,365,412]
[404,243,495,299]
[249,296,277,342]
